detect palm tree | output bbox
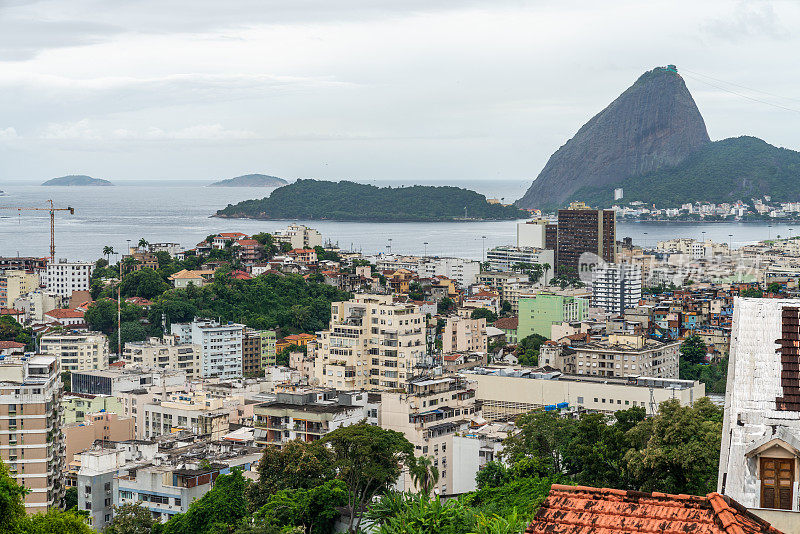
[409,455,439,497]
[102,245,115,265]
[138,238,149,251]
[542,263,551,284]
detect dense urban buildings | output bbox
[591,264,643,314]
[43,259,94,297]
[39,331,109,372]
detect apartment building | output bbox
[0,270,39,308]
[39,331,109,372]
[486,246,554,280]
[464,366,703,420]
[545,333,679,378]
[122,336,200,378]
[417,257,481,288]
[78,448,124,530]
[380,375,479,496]
[65,412,134,473]
[555,202,616,276]
[518,293,588,339]
[313,295,425,390]
[62,393,123,424]
[475,272,529,303]
[71,368,187,396]
[272,224,323,249]
[242,329,276,376]
[140,390,231,440]
[253,389,373,447]
[171,319,244,379]
[13,289,62,323]
[0,355,64,513]
[43,259,94,297]
[442,317,487,354]
[591,264,642,315]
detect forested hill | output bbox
[215,179,529,221]
[570,136,800,208]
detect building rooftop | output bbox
[527,485,782,534]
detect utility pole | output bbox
[118,256,122,360]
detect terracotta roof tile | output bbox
[493,317,518,330]
[0,341,26,349]
[44,308,85,319]
[527,485,784,534]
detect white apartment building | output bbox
[557,333,680,379]
[516,219,549,248]
[0,355,64,513]
[44,259,94,297]
[418,257,481,288]
[313,295,425,390]
[273,224,323,249]
[13,290,63,323]
[442,317,487,354]
[122,336,200,378]
[253,389,374,447]
[591,264,642,315]
[486,246,555,277]
[380,375,479,496]
[141,390,232,440]
[464,367,703,421]
[171,319,244,379]
[39,331,109,372]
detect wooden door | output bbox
[761,458,795,510]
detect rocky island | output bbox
[215,179,528,222]
[42,175,113,186]
[208,174,288,187]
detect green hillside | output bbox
[569,136,800,208]
[215,179,528,221]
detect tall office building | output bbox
[591,264,642,315]
[0,355,64,513]
[555,202,615,277]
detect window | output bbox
[761,458,794,510]
[105,482,111,492]
[174,497,182,506]
[577,397,584,404]
[85,486,92,494]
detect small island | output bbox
[208,174,288,187]
[42,175,113,186]
[214,179,529,222]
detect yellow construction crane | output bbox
[0,200,75,261]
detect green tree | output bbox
[624,398,722,495]
[254,479,347,534]
[470,308,498,323]
[321,423,414,532]
[437,297,455,315]
[246,440,335,512]
[119,269,169,299]
[0,315,35,352]
[104,502,155,534]
[64,486,78,510]
[501,411,573,476]
[103,245,116,265]
[767,282,783,294]
[680,334,707,365]
[137,238,149,250]
[475,461,510,490]
[160,470,248,534]
[409,455,439,497]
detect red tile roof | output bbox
[45,308,85,319]
[0,308,23,315]
[527,485,783,534]
[493,317,518,330]
[0,341,25,349]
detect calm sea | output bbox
[0,179,780,262]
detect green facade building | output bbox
[518,293,588,339]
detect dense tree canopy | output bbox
[216,180,529,222]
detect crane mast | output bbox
[0,200,75,260]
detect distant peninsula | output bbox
[209,174,288,187]
[42,175,113,186]
[214,179,529,222]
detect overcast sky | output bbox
[0,0,798,183]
